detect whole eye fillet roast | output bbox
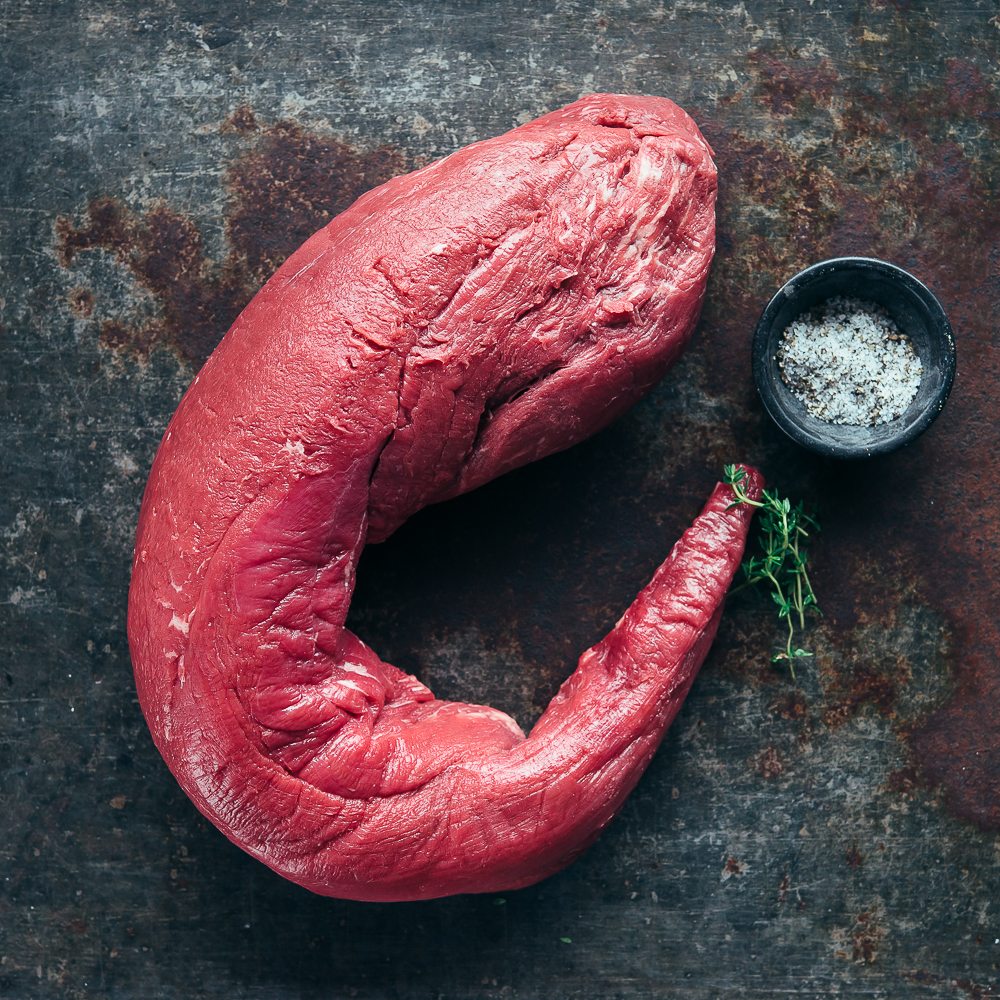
[128,93,761,901]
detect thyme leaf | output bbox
[723,465,820,676]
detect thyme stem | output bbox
[723,465,820,676]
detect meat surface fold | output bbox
[128,94,753,901]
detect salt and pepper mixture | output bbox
[776,297,923,426]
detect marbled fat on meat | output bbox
[128,94,756,900]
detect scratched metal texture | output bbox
[1,1,998,997]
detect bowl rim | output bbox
[751,256,957,459]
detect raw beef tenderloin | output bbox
[128,93,754,900]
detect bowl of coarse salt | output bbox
[752,257,956,459]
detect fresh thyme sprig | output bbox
[723,465,820,676]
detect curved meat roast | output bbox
[128,93,759,900]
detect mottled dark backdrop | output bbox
[1,2,998,998]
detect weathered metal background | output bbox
[2,1,998,997]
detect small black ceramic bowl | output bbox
[752,257,956,459]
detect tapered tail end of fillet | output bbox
[569,465,764,696]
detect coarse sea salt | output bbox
[776,296,923,426]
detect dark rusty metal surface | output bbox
[2,2,998,997]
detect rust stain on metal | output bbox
[747,49,839,116]
[820,658,900,730]
[219,103,259,135]
[55,197,248,365]
[54,109,409,367]
[944,58,998,120]
[777,873,790,905]
[766,689,816,745]
[849,911,884,966]
[754,745,784,779]
[721,856,746,880]
[885,766,920,797]
[225,117,408,288]
[67,286,94,318]
[773,690,808,718]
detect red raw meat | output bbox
[128,93,756,900]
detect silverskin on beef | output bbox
[128,93,758,900]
